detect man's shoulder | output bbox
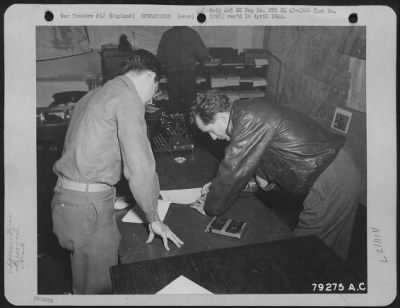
[104,77,137,96]
[93,78,139,108]
[234,98,275,113]
[166,26,198,37]
[232,99,283,126]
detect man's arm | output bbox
[115,97,160,222]
[115,94,184,250]
[204,112,274,216]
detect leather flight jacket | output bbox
[204,99,345,216]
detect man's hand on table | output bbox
[255,175,277,191]
[190,200,207,216]
[190,181,211,216]
[146,221,184,251]
[200,181,212,195]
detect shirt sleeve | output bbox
[204,111,274,216]
[115,97,160,223]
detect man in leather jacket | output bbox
[191,91,361,260]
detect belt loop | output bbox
[85,183,89,193]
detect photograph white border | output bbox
[3,4,397,306]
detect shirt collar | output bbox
[116,75,142,103]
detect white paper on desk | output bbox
[160,188,202,204]
[156,275,213,294]
[122,200,170,223]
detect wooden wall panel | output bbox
[264,26,367,205]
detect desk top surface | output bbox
[112,235,365,294]
[117,146,293,264]
[117,194,294,264]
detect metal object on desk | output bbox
[174,157,187,164]
[49,91,87,107]
[38,103,75,124]
[37,91,87,125]
[151,112,194,154]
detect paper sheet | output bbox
[156,275,213,294]
[122,200,171,223]
[160,188,202,204]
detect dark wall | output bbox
[264,26,366,205]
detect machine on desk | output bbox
[37,91,88,152]
[151,112,194,154]
[37,91,87,126]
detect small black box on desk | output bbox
[205,216,247,239]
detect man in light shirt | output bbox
[51,49,183,294]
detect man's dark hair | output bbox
[121,49,162,82]
[190,90,232,125]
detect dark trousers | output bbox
[294,147,362,260]
[51,186,121,294]
[166,70,197,116]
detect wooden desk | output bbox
[111,235,366,294]
[117,145,294,264]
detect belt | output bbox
[57,177,112,192]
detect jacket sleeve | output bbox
[115,97,160,223]
[204,112,275,216]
